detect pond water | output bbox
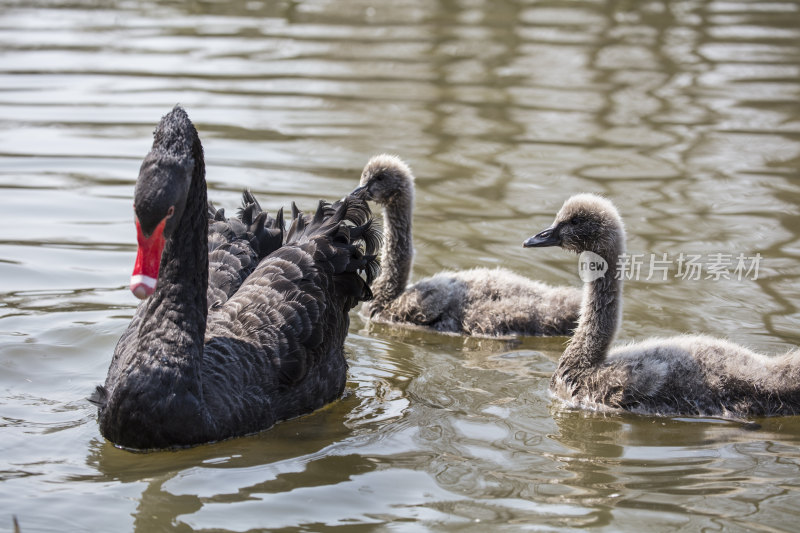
[1,0,800,531]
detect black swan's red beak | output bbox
[131,217,167,299]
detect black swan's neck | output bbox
[556,246,623,378]
[372,195,413,312]
[139,144,208,370]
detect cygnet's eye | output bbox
[570,216,583,226]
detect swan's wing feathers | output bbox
[208,200,226,222]
[208,219,244,252]
[207,213,259,307]
[348,218,382,257]
[340,200,381,283]
[88,385,108,408]
[274,335,306,386]
[235,190,285,259]
[311,199,330,225]
[288,197,379,253]
[210,190,284,259]
[214,255,320,387]
[207,240,259,308]
[257,207,284,258]
[297,196,381,299]
[286,201,308,241]
[206,191,287,307]
[237,189,262,225]
[212,194,380,388]
[269,299,319,385]
[287,198,370,245]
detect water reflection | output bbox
[86,393,380,531]
[549,410,800,529]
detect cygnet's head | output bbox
[353,154,415,207]
[523,193,625,256]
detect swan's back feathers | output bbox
[203,194,380,422]
[208,190,285,260]
[237,190,285,258]
[206,191,285,308]
[205,192,378,313]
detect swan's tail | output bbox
[286,195,381,304]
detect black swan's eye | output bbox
[570,216,583,225]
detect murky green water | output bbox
[1,0,799,530]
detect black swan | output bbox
[525,193,800,417]
[353,154,581,337]
[91,106,380,449]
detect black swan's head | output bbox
[130,106,200,299]
[523,193,625,257]
[352,154,414,207]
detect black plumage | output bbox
[91,106,380,449]
[207,192,284,308]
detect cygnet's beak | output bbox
[523,225,561,248]
[351,185,371,200]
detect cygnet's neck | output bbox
[371,192,414,312]
[556,238,624,381]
